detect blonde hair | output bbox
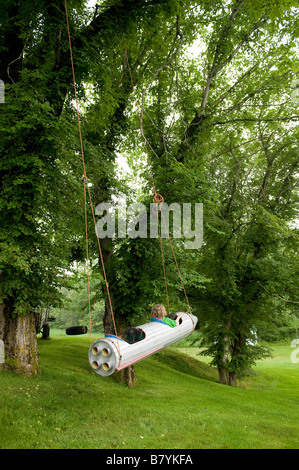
[151,304,167,319]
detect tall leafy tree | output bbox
[118,0,299,384]
[0,0,298,389]
[0,0,184,374]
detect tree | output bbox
[0,0,184,375]
[0,0,297,388]
[196,131,298,383]
[119,0,299,384]
[0,0,84,373]
[189,7,299,384]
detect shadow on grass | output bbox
[37,336,219,385]
[152,348,219,383]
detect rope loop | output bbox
[152,193,164,214]
[153,192,164,205]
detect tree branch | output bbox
[212,115,299,125]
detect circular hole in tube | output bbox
[102,348,110,356]
[102,362,110,371]
[92,346,99,355]
[92,361,99,369]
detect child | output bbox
[150,304,182,327]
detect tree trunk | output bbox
[41,322,50,340]
[115,366,138,388]
[229,371,238,386]
[217,316,233,385]
[218,367,229,385]
[218,367,238,386]
[0,302,40,376]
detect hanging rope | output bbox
[157,210,170,315]
[121,32,193,319]
[160,210,193,317]
[64,0,122,360]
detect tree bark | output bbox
[0,302,40,375]
[115,365,138,388]
[229,371,238,386]
[218,315,232,385]
[218,367,229,385]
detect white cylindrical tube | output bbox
[89,312,198,377]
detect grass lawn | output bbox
[0,330,298,449]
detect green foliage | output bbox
[115,0,299,381]
[50,268,105,333]
[1,0,298,383]
[259,311,299,342]
[0,79,83,314]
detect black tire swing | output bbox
[66,325,88,336]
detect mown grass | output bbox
[0,331,298,449]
